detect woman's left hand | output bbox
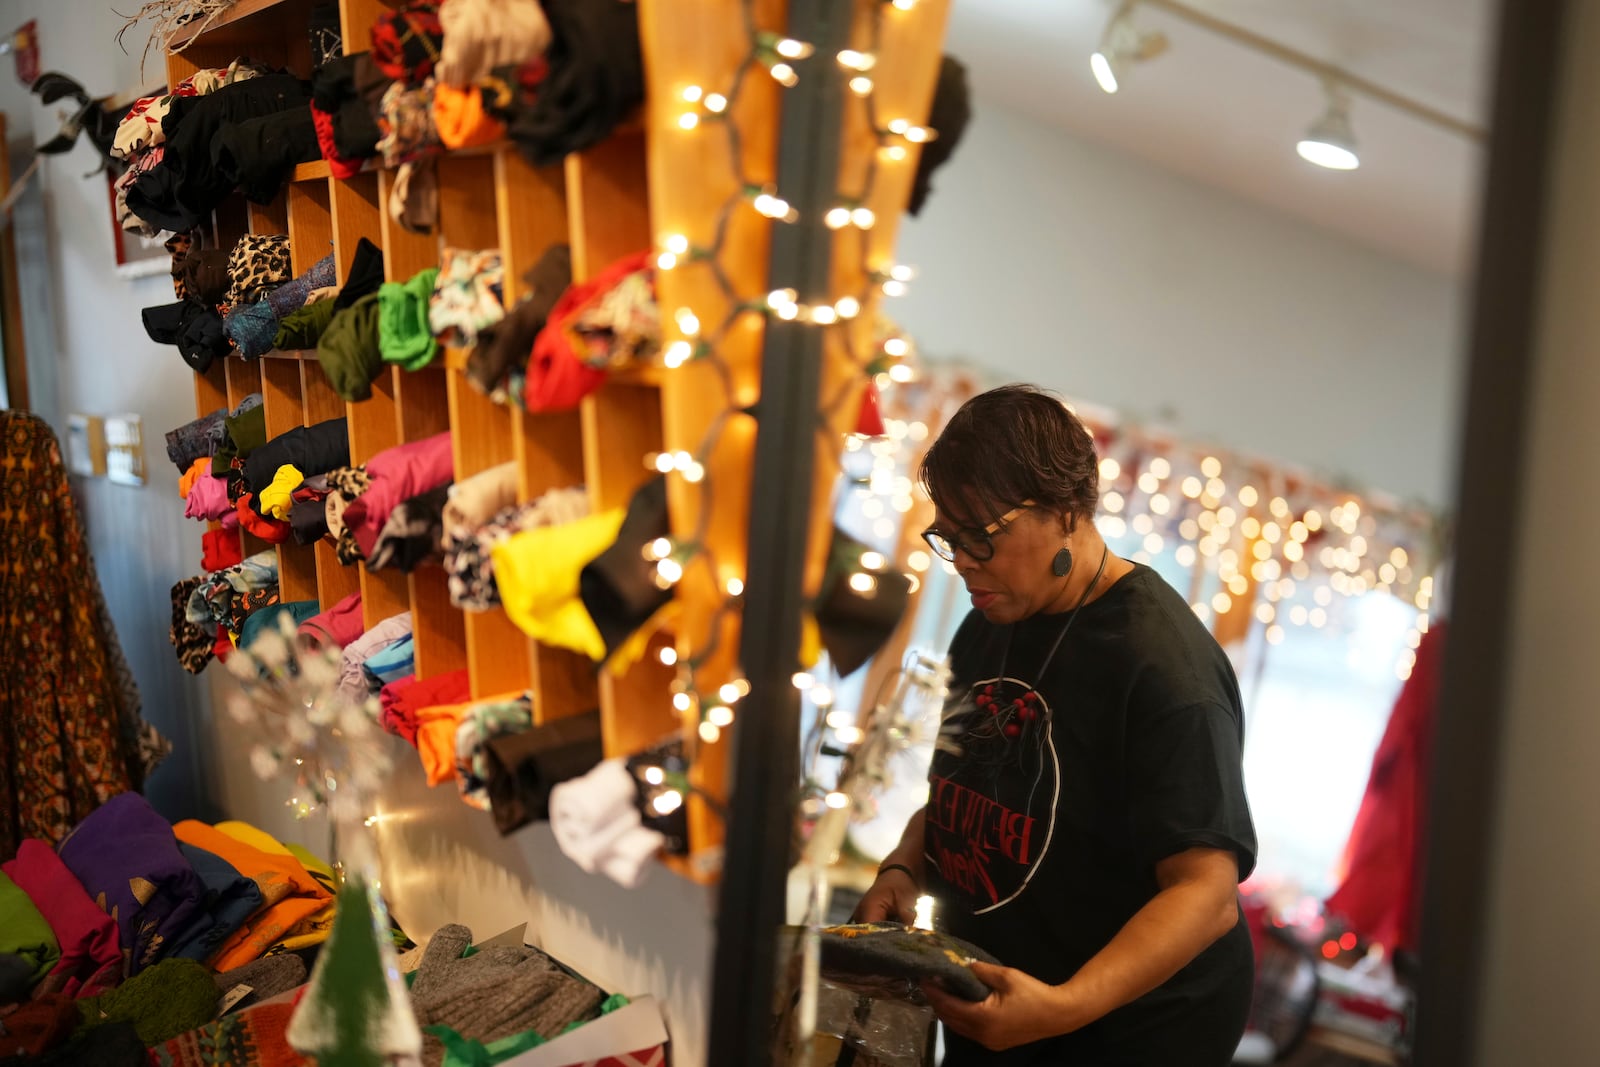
[921,960,1082,1051]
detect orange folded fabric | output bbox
[415,701,471,786]
[179,456,212,499]
[172,821,330,971]
[432,81,508,150]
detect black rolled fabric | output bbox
[290,497,330,544]
[579,474,672,661]
[176,248,234,308]
[817,922,1001,1002]
[173,244,233,303]
[366,483,451,573]
[466,244,571,394]
[143,301,231,373]
[214,108,323,204]
[124,163,188,234]
[505,0,643,166]
[484,708,603,835]
[312,52,389,159]
[242,418,352,493]
[909,55,972,217]
[310,0,344,69]
[812,526,912,677]
[153,72,315,232]
[336,237,387,309]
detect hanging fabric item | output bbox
[503,0,643,167]
[579,475,673,666]
[466,244,570,398]
[428,248,505,349]
[491,508,625,660]
[371,3,445,83]
[524,251,656,412]
[548,759,663,889]
[908,56,972,217]
[436,0,552,87]
[1,414,166,859]
[483,708,602,836]
[811,526,912,677]
[1325,621,1448,957]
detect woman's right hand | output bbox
[852,866,921,924]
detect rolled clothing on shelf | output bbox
[441,461,519,538]
[377,266,441,368]
[242,418,351,499]
[548,759,663,889]
[435,0,552,87]
[447,486,592,611]
[378,669,471,745]
[338,612,413,704]
[452,695,534,810]
[238,600,321,650]
[361,634,416,689]
[428,248,505,349]
[366,483,452,573]
[491,506,624,660]
[344,431,454,557]
[226,234,293,308]
[298,591,365,650]
[316,292,385,401]
[465,244,570,396]
[483,708,603,835]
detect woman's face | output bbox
[932,504,1072,624]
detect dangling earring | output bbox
[1051,545,1074,577]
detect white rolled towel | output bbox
[550,759,647,874]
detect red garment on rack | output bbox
[1325,621,1447,955]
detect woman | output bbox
[855,385,1257,1065]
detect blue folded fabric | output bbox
[362,634,416,687]
[238,599,320,650]
[168,843,265,963]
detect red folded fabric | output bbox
[237,495,293,543]
[202,528,245,572]
[379,668,471,745]
[1,839,122,998]
[0,995,77,1057]
[213,629,234,663]
[524,250,651,413]
[298,591,365,651]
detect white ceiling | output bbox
[946,0,1498,276]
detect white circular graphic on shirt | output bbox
[923,675,1060,914]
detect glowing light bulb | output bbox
[753,193,794,220]
[882,279,907,297]
[644,765,665,785]
[835,296,861,319]
[908,550,930,572]
[663,341,692,369]
[825,791,850,809]
[1237,485,1259,507]
[681,85,704,104]
[657,558,684,584]
[656,251,678,270]
[849,572,877,593]
[678,112,699,130]
[716,682,741,706]
[1149,456,1171,479]
[699,721,721,743]
[682,462,705,483]
[653,790,685,814]
[705,93,728,113]
[775,37,813,59]
[659,646,678,666]
[850,76,874,95]
[1102,492,1125,516]
[811,305,838,325]
[673,692,692,712]
[881,144,909,162]
[888,363,914,383]
[1182,477,1202,498]
[792,672,815,690]
[726,577,744,597]
[852,207,877,229]
[884,337,910,357]
[769,62,798,87]
[825,207,852,229]
[838,49,877,71]
[676,308,700,335]
[812,686,835,706]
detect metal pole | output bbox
[707,0,854,1062]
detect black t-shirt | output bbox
[924,564,1257,1066]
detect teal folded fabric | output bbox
[238,600,320,650]
[378,266,441,369]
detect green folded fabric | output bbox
[214,404,268,469]
[378,266,441,370]
[275,297,339,351]
[0,870,61,986]
[316,293,386,401]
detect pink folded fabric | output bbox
[298,591,365,650]
[344,432,454,557]
[1,839,122,998]
[185,471,234,522]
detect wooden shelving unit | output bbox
[173,0,951,882]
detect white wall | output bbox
[896,105,1466,508]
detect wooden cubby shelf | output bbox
[173,0,952,883]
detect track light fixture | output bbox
[1297,82,1360,171]
[1090,2,1169,94]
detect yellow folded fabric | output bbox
[214,821,334,953]
[490,508,624,661]
[258,463,305,521]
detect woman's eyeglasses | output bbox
[922,502,1035,563]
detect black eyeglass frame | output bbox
[922,500,1037,562]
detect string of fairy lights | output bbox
[640,0,939,753]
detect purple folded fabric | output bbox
[56,792,205,976]
[344,432,454,557]
[267,252,338,320]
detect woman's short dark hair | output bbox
[919,384,1100,529]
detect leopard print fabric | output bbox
[225,234,292,307]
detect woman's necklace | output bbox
[971,545,1111,744]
